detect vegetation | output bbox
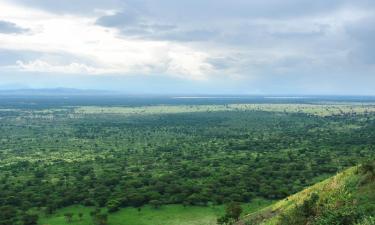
[217,202,243,224]
[0,96,374,224]
[240,161,375,225]
[38,200,271,225]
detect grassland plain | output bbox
[74,103,375,117]
[39,199,273,225]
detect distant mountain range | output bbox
[0,88,116,96]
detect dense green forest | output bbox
[0,97,375,225]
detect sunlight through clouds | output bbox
[0,0,214,80]
[0,0,375,94]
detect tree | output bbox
[225,202,242,221]
[22,214,38,225]
[107,199,121,213]
[360,161,375,179]
[149,200,162,209]
[0,206,17,225]
[217,202,243,225]
[301,193,319,217]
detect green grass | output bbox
[39,199,273,225]
[240,162,375,225]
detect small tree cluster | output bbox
[217,202,243,225]
[90,208,108,225]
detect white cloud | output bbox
[0,1,214,80]
[16,60,98,74]
[0,0,375,94]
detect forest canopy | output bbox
[0,97,375,224]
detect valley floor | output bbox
[39,199,272,225]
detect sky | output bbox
[0,0,374,95]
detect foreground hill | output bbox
[239,161,375,225]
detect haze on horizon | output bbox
[0,0,374,95]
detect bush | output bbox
[360,161,375,175]
[278,193,319,225]
[225,202,243,221]
[107,199,121,213]
[355,216,375,225]
[149,200,162,209]
[314,206,362,225]
[21,214,38,225]
[301,192,319,217]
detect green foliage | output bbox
[90,208,108,225]
[314,206,362,225]
[225,202,243,221]
[38,201,272,225]
[149,200,162,209]
[107,200,121,213]
[301,192,319,217]
[0,206,17,225]
[217,202,243,224]
[278,192,320,225]
[217,215,236,225]
[359,161,375,184]
[0,99,375,224]
[361,162,375,175]
[21,213,38,225]
[244,163,375,225]
[278,208,307,225]
[355,216,375,225]
[64,212,74,223]
[78,212,83,220]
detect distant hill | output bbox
[238,161,375,225]
[0,88,115,96]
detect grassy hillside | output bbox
[239,161,375,225]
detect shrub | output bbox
[314,206,362,225]
[107,199,121,213]
[355,216,375,225]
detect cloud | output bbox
[0,20,28,34]
[95,10,140,27]
[95,10,220,42]
[0,1,215,80]
[8,0,125,15]
[346,15,375,64]
[16,60,99,74]
[0,0,375,94]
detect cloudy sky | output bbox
[0,0,374,95]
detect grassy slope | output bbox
[239,162,375,225]
[39,199,272,225]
